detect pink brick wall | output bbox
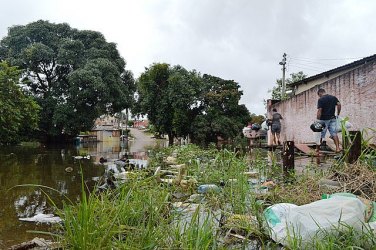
[269,61,376,144]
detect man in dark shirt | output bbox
[316,88,341,153]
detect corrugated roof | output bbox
[291,54,376,87]
[92,125,119,131]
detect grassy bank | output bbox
[53,144,375,249]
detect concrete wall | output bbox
[269,61,376,144]
[295,67,357,95]
[91,130,120,142]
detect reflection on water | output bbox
[1,140,333,247]
[0,139,161,248]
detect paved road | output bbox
[127,128,166,152]
[129,128,154,141]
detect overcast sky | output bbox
[1,0,375,115]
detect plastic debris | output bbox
[19,213,62,224]
[198,184,220,194]
[263,194,372,247]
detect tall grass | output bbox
[57,169,120,249]
[52,144,375,249]
[338,118,375,166]
[286,222,376,250]
[170,206,218,249]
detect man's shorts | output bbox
[319,118,337,139]
[271,124,281,133]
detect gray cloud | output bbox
[1,0,375,115]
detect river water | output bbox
[0,134,333,248]
[0,135,164,248]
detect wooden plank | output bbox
[295,143,316,154]
[320,150,337,155]
[282,141,294,176]
[326,139,337,152]
[344,131,361,163]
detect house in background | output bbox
[267,54,376,144]
[90,125,121,142]
[133,119,149,129]
[90,115,121,142]
[94,114,120,128]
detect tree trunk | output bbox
[168,132,174,146]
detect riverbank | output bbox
[1,133,161,249]
[51,144,375,249]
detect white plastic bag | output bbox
[242,127,252,138]
[336,117,353,132]
[264,203,298,227]
[261,121,268,131]
[264,196,367,248]
[314,132,321,145]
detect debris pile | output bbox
[328,163,376,200]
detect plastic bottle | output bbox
[197,184,220,194]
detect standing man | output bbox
[271,108,283,145]
[316,88,341,153]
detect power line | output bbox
[288,64,324,73]
[289,55,366,61]
[288,57,337,67]
[287,55,339,73]
[288,62,329,71]
[284,54,361,76]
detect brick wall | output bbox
[269,61,376,144]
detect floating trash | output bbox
[65,167,73,173]
[73,155,90,160]
[19,213,62,224]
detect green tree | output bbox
[168,65,202,140]
[191,74,250,144]
[249,113,265,125]
[0,62,40,144]
[136,63,249,145]
[270,71,307,100]
[0,20,134,141]
[136,63,201,145]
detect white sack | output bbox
[336,117,353,132]
[264,196,367,248]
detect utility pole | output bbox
[279,53,287,99]
[125,108,129,139]
[121,111,123,137]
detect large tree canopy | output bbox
[249,113,265,125]
[0,20,134,141]
[136,63,249,145]
[136,63,202,145]
[191,74,250,144]
[0,62,40,144]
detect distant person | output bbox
[271,108,283,145]
[316,88,341,153]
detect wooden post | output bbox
[234,147,241,155]
[344,131,361,164]
[282,141,294,176]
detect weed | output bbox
[29,144,376,249]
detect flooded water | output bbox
[0,135,336,248]
[0,136,164,248]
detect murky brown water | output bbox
[0,135,334,248]
[0,136,164,248]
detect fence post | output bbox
[344,131,361,164]
[282,141,294,176]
